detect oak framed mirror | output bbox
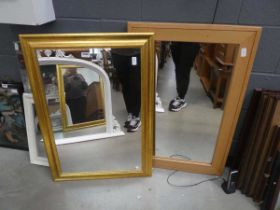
[56,64,105,131]
[19,33,155,181]
[128,22,262,175]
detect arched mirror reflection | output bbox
[57,65,105,131]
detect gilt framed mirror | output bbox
[56,64,105,132]
[128,22,262,175]
[19,33,155,181]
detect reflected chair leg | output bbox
[214,76,222,108]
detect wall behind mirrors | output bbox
[20,33,154,181]
[128,22,262,175]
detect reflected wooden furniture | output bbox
[195,44,236,108]
[195,46,212,91]
[215,44,236,66]
[101,49,120,90]
[208,58,232,108]
[85,82,104,120]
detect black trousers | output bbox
[111,53,141,117]
[171,42,200,99]
[66,96,87,124]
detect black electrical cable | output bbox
[167,171,223,188]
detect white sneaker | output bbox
[124,113,133,128]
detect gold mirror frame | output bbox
[128,22,262,175]
[20,33,155,181]
[56,64,106,131]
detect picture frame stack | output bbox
[0,81,28,150]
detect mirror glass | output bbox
[57,65,105,131]
[155,42,238,163]
[35,47,142,173]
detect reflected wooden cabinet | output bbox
[100,50,120,90]
[195,44,237,108]
[214,44,236,66]
[85,82,105,120]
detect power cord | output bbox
[167,171,223,188]
[166,154,224,188]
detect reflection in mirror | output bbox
[36,48,142,173]
[57,65,105,131]
[155,42,237,163]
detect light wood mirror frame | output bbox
[128,22,262,175]
[19,33,155,181]
[56,64,106,132]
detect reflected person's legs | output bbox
[128,53,141,117]
[111,52,141,132]
[111,53,132,116]
[127,53,141,132]
[66,96,87,124]
[169,42,200,112]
